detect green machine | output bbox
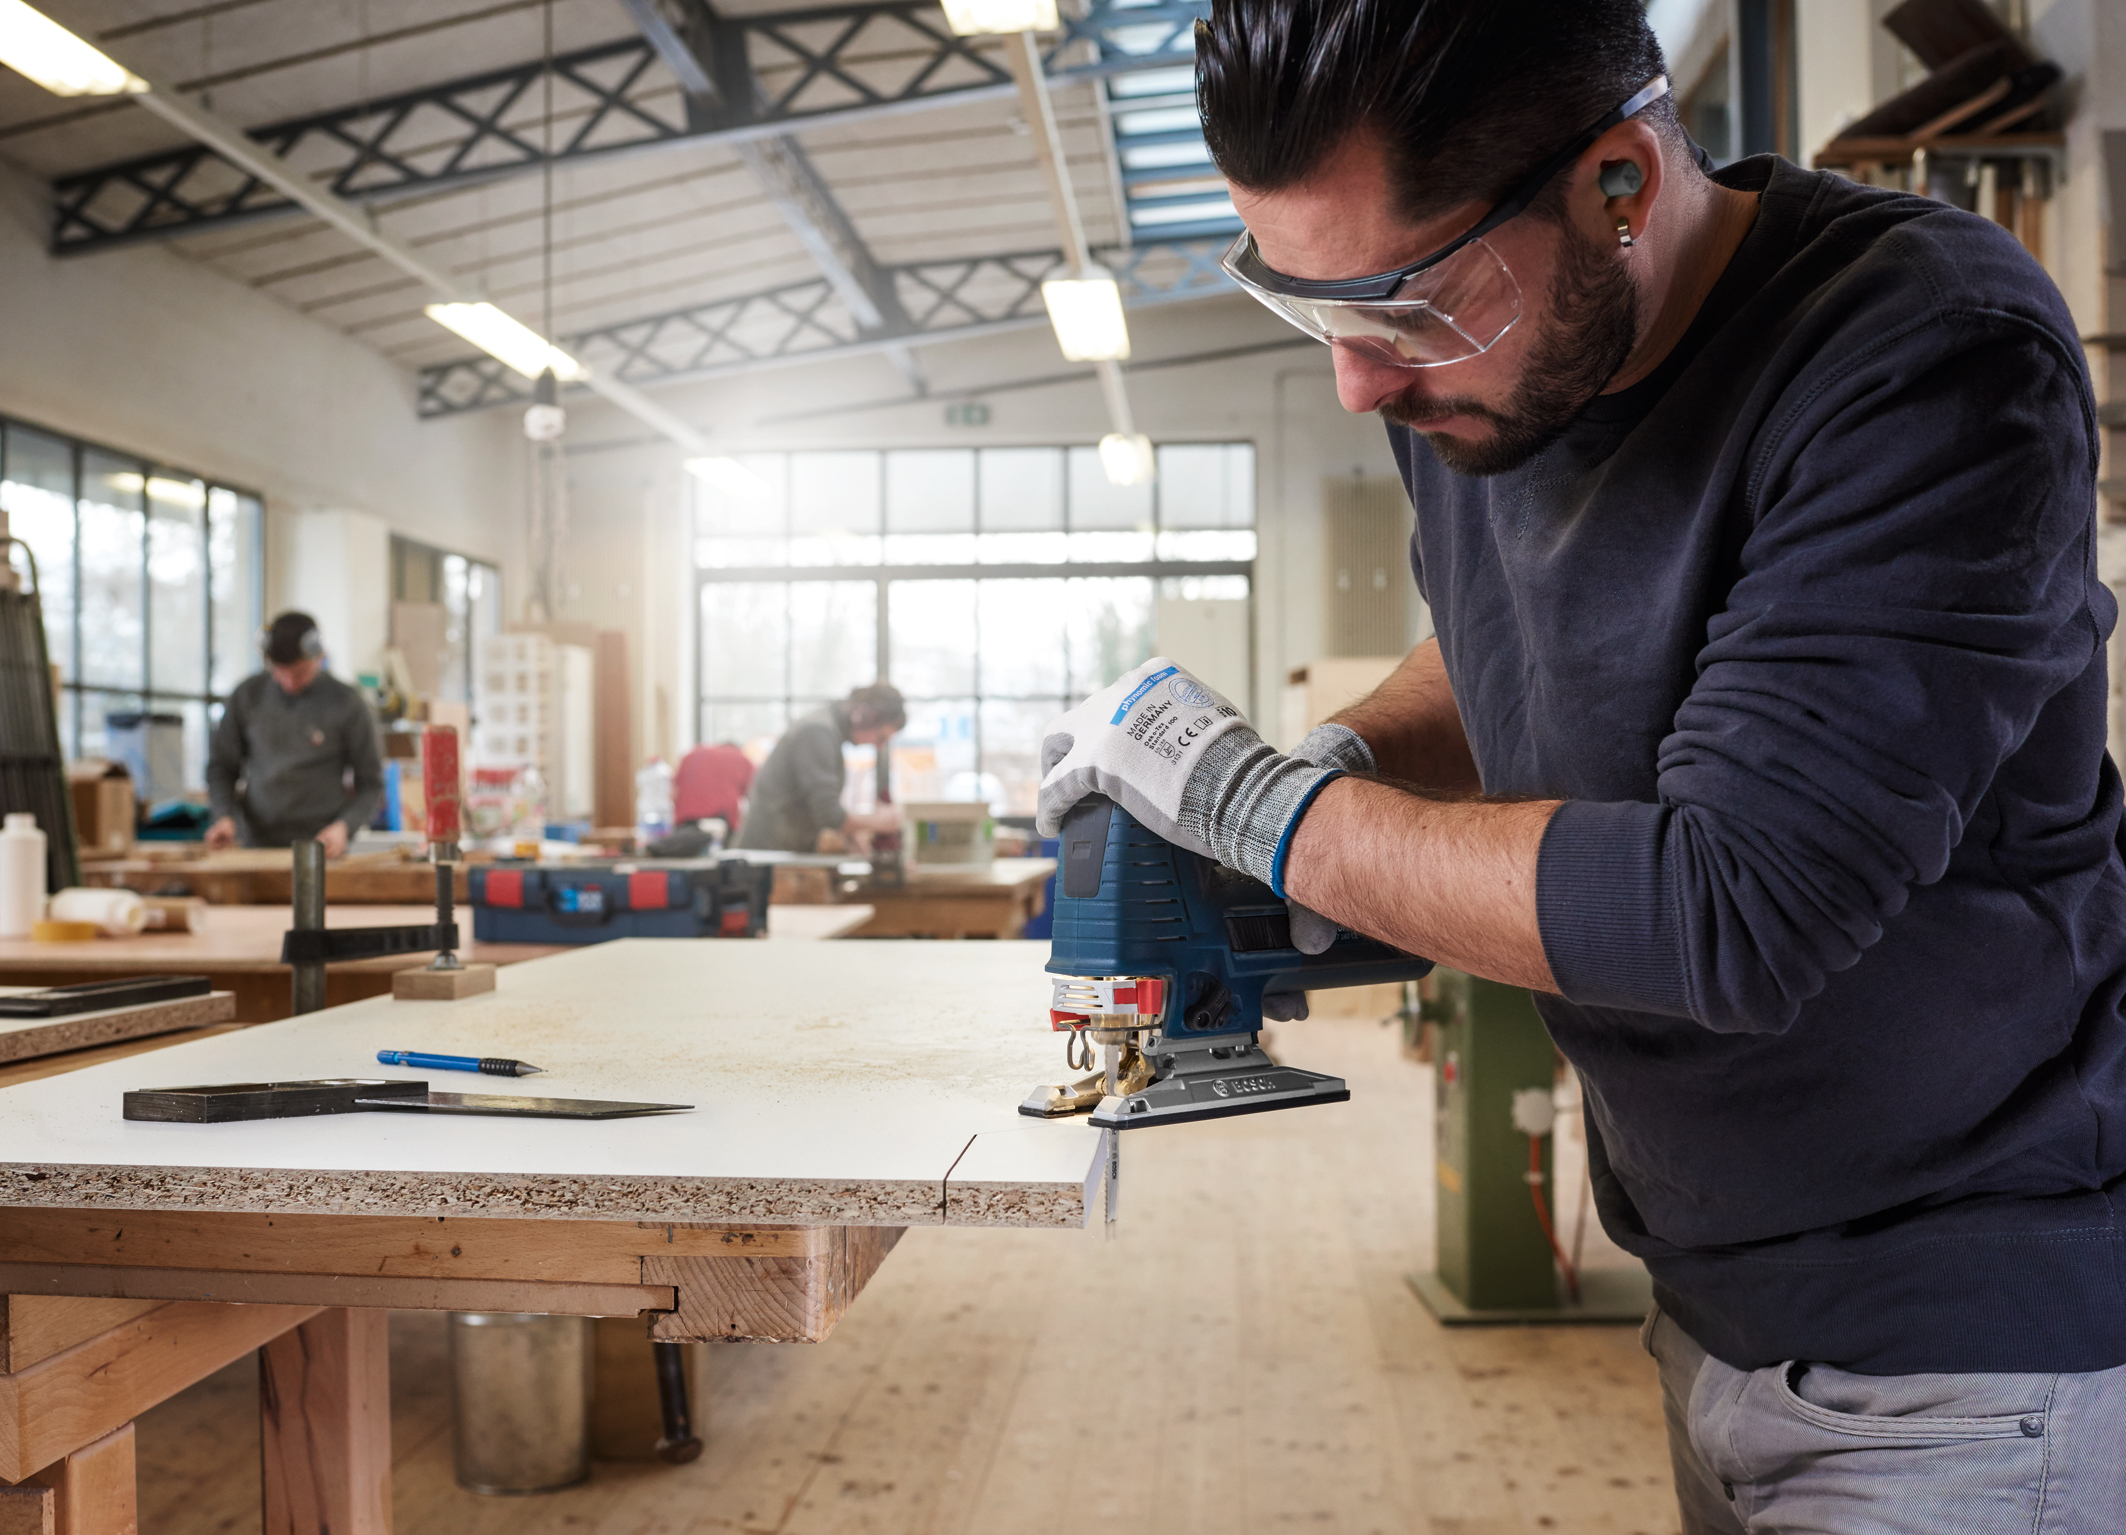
[1404,968,1651,1324]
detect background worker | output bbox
[205,611,383,858]
[736,683,905,854]
[1038,0,2126,1527]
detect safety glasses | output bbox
[1221,76,1670,369]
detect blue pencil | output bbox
[376,1050,545,1078]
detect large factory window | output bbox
[0,415,264,782]
[696,443,1254,816]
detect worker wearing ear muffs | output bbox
[205,611,384,858]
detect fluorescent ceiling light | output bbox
[424,302,585,383]
[941,0,1057,35]
[684,457,772,496]
[1098,433,1155,487]
[1041,267,1131,361]
[0,1,144,95]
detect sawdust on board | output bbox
[402,998,1016,1101]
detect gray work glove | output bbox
[1036,657,1345,909]
[1282,723,1378,953]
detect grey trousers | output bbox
[1644,1305,2126,1534]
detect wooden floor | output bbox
[132,1010,1679,1535]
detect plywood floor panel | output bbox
[130,1014,1677,1535]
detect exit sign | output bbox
[944,402,991,427]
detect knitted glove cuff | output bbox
[1293,722,1376,776]
[1180,729,1340,894]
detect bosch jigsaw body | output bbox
[1025,796,1433,1130]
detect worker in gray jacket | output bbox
[736,684,905,854]
[205,611,384,857]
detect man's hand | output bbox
[204,816,238,850]
[1037,658,1340,896]
[318,820,350,859]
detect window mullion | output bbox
[69,441,82,758]
[136,463,150,704]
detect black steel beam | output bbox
[415,235,1232,416]
[52,0,1210,255]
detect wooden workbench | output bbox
[82,846,460,905]
[844,857,1057,939]
[0,905,560,1024]
[0,940,1095,1531]
[0,904,871,1026]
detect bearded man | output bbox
[1034,2,2126,1527]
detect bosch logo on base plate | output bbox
[1170,677,1217,707]
[1196,1072,1293,1101]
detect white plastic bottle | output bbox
[635,758,673,848]
[0,813,45,938]
[48,886,147,936]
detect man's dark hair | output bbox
[261,610,323,666]
[1199,0,1674,225]
[846,682,906,732]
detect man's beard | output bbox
[1380,219,1640,477]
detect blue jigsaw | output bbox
[1023,795,1434,1130]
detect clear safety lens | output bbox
[1232,237,1522,368]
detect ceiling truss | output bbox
[619,0,926,388]
[415,235,1231,415]
[50,0,1211,255]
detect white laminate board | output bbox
[0,940,1098,1228]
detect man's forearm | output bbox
[1284,776,1560,992]
[1330,639,1481,793]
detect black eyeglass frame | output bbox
[1221,75,1672,304]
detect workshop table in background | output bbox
[842,856,1057,939]
[82,847,470,905]
[0,904,870,1023]
[764,903,873,941]
[0,940,1097,1534]
[0,906,560,1023]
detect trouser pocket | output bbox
[1774,1363,2052,1443]
[1705,1363,2055,1535]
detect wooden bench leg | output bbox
[9,1424,136,1535]
[259,1309,391,1535]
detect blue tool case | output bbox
[468,860,774,943]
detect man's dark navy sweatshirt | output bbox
[1391,156,2126,1375]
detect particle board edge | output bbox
[0,993,239,1066]
[0,1166,950,1228]
[941,1125,1103,1227]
